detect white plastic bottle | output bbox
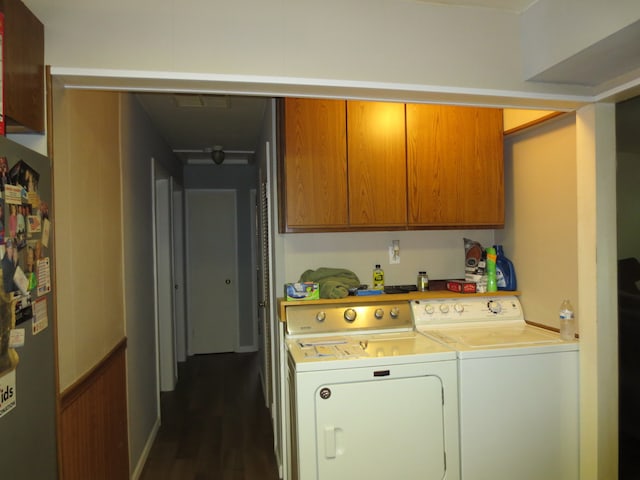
[559,299,576,340]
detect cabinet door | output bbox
[407,104,504,227]
[347,101,407,227]
[1,0,45,133]
[282,98,348,230]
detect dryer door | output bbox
[315,374,445,480]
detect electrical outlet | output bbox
[389,240,400,264]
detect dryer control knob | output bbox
[488,301,502,314]
[439,304,450,314]
[390,307,400,318]
[344,308,357,322]
[424,304,435,315]
[315,311,326,322]
[374,308,384,319]
[454,303,464,313]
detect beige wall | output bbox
[503,109,559,132]
[52,88,125,391]
[501,114,579,329]
[281,230,495,288]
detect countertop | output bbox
[278,290,520,322]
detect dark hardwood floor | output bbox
[140,352,281,480]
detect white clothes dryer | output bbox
[285,299,460,480]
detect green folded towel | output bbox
[299,267,361,299]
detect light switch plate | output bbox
[389,245,400,264]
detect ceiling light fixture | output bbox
[211,145,225,165]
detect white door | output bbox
[153,161,177,392]
[316,376,446,480]
[186,189,239,354]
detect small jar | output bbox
[417,271,429,291]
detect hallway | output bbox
[139,352,281,480]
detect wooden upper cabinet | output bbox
[406,104,504,227]
[1,0,45,133]
[347,101,407,227]
[281,98,348,231]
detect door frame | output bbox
[172,183,187,362]
[151,159,177,392]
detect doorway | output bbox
[152,159,178,392]
[186,189,240,354]
[616,96,640,480]
[172,184,187,362]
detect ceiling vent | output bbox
[173,94,230,109]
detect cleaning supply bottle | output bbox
[373,264,384,290]
[486,247,498,292]
[417,271,429,291]
[559,299,576,340]
[494,245,517,291]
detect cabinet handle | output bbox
[324,426,336,458]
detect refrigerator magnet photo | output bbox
[32,298,47,335]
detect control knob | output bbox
[424,304,435,315]
[344,308,357,323]
[390,307,400,318]
[439,304,450,314]
[315,311,326,323]
[374,308,384,319]
[488,301,502,314]
[454,303,464,313]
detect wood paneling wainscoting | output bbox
[59,339,129,479]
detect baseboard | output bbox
[130,417,161,480]
[235,344,258,353]
[258,368,268,407]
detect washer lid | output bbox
[422,322,562,348]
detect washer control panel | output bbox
[286,301,412,335]
[412,296,523,327]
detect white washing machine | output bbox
[285,299,460,480]
[412,296,579,480]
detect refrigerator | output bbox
[0,135,57,478]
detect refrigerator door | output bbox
[0,136,57,479]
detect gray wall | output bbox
[120,93,183,476]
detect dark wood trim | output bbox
[59,337,129,479]
[526,319,580,339]
[526,319,560,332]
[60,337,128,408]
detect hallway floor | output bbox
[139,352,281,480]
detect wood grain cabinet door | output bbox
[282,98,348,230]
[347,100,407,227]
[406,104,504,227]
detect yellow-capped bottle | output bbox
[373,264,384,290]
